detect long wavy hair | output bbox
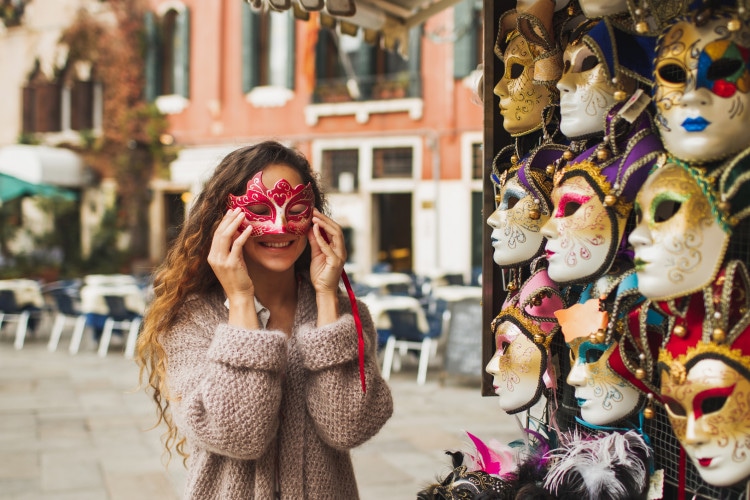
[135,141,327,461]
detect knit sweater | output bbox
[161,276,394,499]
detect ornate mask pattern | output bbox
[629,160,730,300]
[654,14,750,162]
[227,171,314,236]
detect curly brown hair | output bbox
[135,141,327,461]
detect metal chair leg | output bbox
[13,311,31,350]
[381,336,397,381]
[124,318,141,359]
[48,313,66,352]
[98,318,115,357]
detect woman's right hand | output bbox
[208,208,256,304]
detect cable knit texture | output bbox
[161,275,393,499]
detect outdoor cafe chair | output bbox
[0,289,35,350]
[47,291,87,353]
[380,309,436,386]
[97,295,142,359]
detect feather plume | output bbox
[544,430,650,500]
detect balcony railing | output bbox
[313,72,421,104]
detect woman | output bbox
[135,141,393,499]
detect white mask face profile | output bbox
[628,162,729,300]
[487,176,548,266]
[653,16,750,162]
[557,43,619,139]
[567,337,641,425]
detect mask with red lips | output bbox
[227,171,314,236]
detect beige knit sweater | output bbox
[161,276,394,499]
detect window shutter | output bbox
[174,7,190,98]
[37,82,62,133]
[453,0,476,79]
[71,80,94,130]
[407,26,422,97]
[241,4,258,93]
[284,12,295,90]
[144,11,161,102]
[22,86,35,133]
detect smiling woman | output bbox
[135,141,393,500]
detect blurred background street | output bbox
[0,338,520,500]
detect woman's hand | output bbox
[308,209,347,296]
[208,208,256,306]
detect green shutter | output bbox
[453,0,476,79]
[408,26,422,97]
[284,12,295,89]
[144,11,161,102]
[174,7,190,98]
[241,4,258,92]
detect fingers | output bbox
[209,209,249,261]
[311,209,347,262]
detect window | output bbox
[145,5,190,107]
[471,142,483,180]
[241,5,295,92]
[372,147,413,179]
[321,149,359,192]
[453,0,482,79]
[22,80,61,133]
[314,26,422,103]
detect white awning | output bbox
[0,145,85,188]
[169,145,238,187]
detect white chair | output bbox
[97,295,142,358]
[0,290,33,350]
[380,309,436,385]
[47,292,87,353]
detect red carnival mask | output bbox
[227,171,314,237]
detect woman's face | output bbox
[654,17,750,162]
[541,175,622,284]
[557,43,618,139]
[567,337,641,425]
[485,321,544,413]
[661,359,750,487]
[487,176,548,266]
[494,34,554,136]
[235,164,312,274]
[628,162,729,300]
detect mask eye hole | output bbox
[510,63,525,79]
[500,341,510,352]
[580,55,599,72]
[584,347,604,363]
[708,58,743,81]
[507,196,520,209]
[563,59,571,74]
[634,204,642,225]
[288,203,308,216]
[247,204,271,216]
[664,398,687,417]
[563,201,581,217]
[653,199,682,223]
[701,395,728,415]
[658,63,687,84]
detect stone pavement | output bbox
[0,335,522,500]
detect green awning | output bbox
[0,173,77,204]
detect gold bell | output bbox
[643,406,654,419]
[595,329,607,344]
[546,164,555,176]
[603,194,618,207]
[635,21,649,34]
[507,280,518,292]
[718,200,731,213]
[712,328,727,343]
[596,148,611,161]
[635,368,646,380]
[563,150,574,161]
[567,4,575,16]
[614,90,628,102]
[673,324,687,337]
[529,208,541,220]
[510,154,519,165]
[534,333,545,344]
[728,18,742,32]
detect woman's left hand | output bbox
[308,208,347,295]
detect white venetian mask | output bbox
[654,15,750,162]
[578,0,628,18]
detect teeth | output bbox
[263,241,291,248]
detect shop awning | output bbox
[245,0,463,52]
[0,145,85,189]
[0,173,77,204]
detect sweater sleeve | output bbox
[296,299,394,450]
[162,295,287,460]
